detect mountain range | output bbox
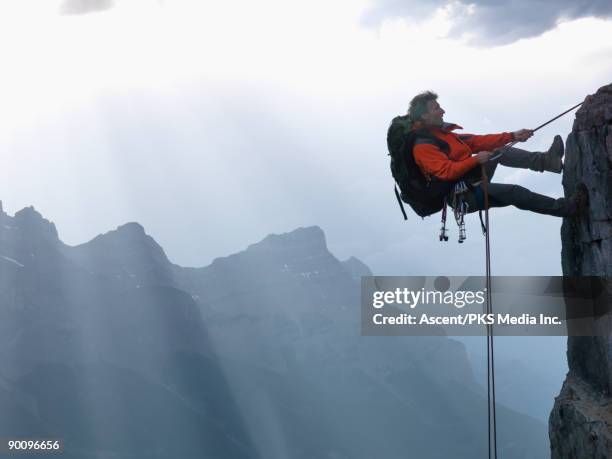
[0,203,547,458]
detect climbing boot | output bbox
[565,183,589,218]
[542,135,564,173]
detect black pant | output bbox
[457,146,572,217]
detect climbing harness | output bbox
[438,181,471,243]
[439,197,449,241]
[452,181,470,243]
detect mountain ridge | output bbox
[0,203,549,458]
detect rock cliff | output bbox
[549,83,612,458]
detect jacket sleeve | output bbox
[413,143,480,181]
[457,132,513,152]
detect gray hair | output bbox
[408,91,438,121]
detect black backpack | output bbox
[387,115,454,219]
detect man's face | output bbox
[421,100,445,127]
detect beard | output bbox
[424,118,444,127]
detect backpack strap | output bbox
[394,185,408,220]
[412,135,452,187]
[413,132,451,155]
[414,138,437,145]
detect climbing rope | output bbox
[481,165,498,459]
[491,101,584,161]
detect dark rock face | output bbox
[550,83,612,458]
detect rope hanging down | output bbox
[480,165,498,459]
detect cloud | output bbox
[60,0,114,15]
[361,0,612,46]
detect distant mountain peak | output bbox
[14,205,42,219]
[115,222,146,235]
[206,226,333,275]
[11,205,59,241]
[85,221,166,258]
[66,221,174,285]
[341,256,373,280]
[247,226,327,253]
[87,222,151,246]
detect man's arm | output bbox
[413,143,480,181]
[457,132,513,152]
[458,129,533,152]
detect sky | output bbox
[0,0,611,275]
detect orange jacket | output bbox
[412,123,513,181]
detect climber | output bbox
[408,91,589,217]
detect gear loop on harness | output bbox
[439,197,449,241]
[450,180,470,243]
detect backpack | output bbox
[387,115,454,219]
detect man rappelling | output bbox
[388,91,589,232]
[387,90,592,459]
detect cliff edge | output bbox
[549,83,612,458]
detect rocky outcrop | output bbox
[550,83,612,458]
